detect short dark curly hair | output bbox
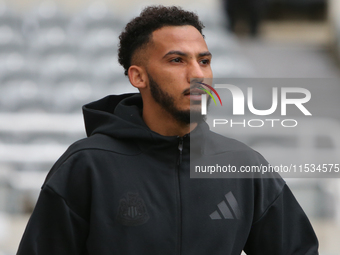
[118,5,205,76]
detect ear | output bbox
[128,65,147,90]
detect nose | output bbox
[187,62,204,84]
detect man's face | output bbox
[144,25,213,124]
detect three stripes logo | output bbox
[210,191,242,220]
[198,82,223,115]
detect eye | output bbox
[170,57,182,63]
[200,59,210,65]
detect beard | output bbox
[147,72,206,125]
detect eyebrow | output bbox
[198,51,212,58]
[162,50,212,59]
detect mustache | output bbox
[183,81,210,95]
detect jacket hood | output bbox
[83,93,153,141]
[82,93,214,153]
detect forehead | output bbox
[149,25,209,56]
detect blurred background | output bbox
[0,0,340,254]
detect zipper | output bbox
[177,137,183,166]
[176,136,184,254]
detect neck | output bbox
[142,103,197,137]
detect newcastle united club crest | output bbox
[116,192,149,226]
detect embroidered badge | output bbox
[116,192,149,226]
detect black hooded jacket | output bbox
[17,93,319,255]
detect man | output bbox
[17,6,318,255]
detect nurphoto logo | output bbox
[198,82,223,115]
[200,83,312,128]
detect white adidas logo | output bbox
[210,191,242,220]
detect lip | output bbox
[184,88,206,101]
